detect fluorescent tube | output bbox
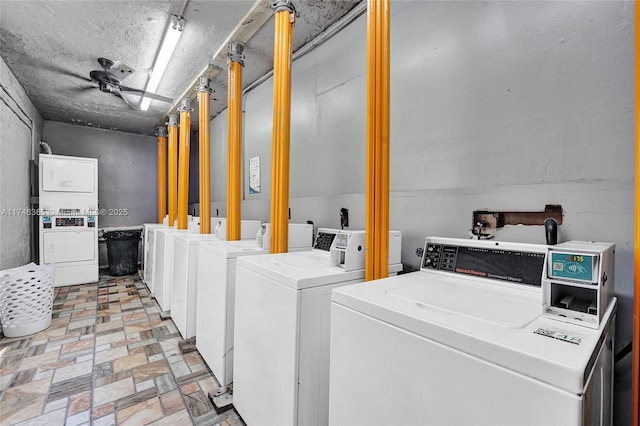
[141,16,183,111]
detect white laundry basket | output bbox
[0,262,55,337]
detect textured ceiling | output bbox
[0,0,361,136]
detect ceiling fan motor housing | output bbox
[89,70,121,93]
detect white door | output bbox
[41,156,96,193]
[42,230,96,263]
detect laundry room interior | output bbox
[0,1,636,425]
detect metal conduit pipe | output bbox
[156,127,168,223]
[197,76,212,234]
[365,0,390,281]
[167,114,179,226]
[177,0,190,18]
[177,98,192,230]
[269,0,296,254]
[633,0,640,422]
[227,41,245,241]
[241,0,367,108]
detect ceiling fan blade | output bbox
[68,72,93,82]
[40,64,91,82]
[119,85,172,103]
[71,85,97,92]
[112,90,134,110]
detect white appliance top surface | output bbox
[332,271,615,395]
[156,228,188,236]
[237,251,402,290]
[175,233,221,244]
[200,239,267,258]
[386,274,540,328]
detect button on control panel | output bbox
[423,243,441,269]
[423,244,458,271]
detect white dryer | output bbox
[171,219,262,339]
[195,223,316,386]
[328,237,617,426]
[233,230,402,426]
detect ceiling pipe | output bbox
[178,0,190,18]
[158,0,272,126]
[241,0,366,104]
[158,0,366,128]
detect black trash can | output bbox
[104,230,142,276]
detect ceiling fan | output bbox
[87,58,172,109]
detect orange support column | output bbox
[197,77,212,234]
[365,0,390,281]
[167,115,178,227]
[227,42,245,241]
[177,98,191,230]
[269,0,296,253]
[633,0,639,423]
[156,127,167,223]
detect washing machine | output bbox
[143,215,174,292]
[171,219,262,339]
[328,237,617,426]
[142,222,166,291]
[233,230,402,426]
[38,154,98,286]
[152,215,199,311]
[195,223,317,386]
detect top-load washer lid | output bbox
[237,251,399,290]
[332,271,616,395]
[175,233,221,245]
[200,239,267,259]
[386,274,540,329]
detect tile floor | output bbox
[0,273,244,426]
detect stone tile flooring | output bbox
[0,274,244,426]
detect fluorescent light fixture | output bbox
[141,15,184,111]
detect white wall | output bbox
[198,1,634,422]
[0,57,43,269]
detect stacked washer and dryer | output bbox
[38,154,99,286]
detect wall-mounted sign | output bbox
[249,156,260,194]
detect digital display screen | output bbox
[439,245,545,287]
[550,252,595,282]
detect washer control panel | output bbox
[314,231,337,252]
[422,241,546,287]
